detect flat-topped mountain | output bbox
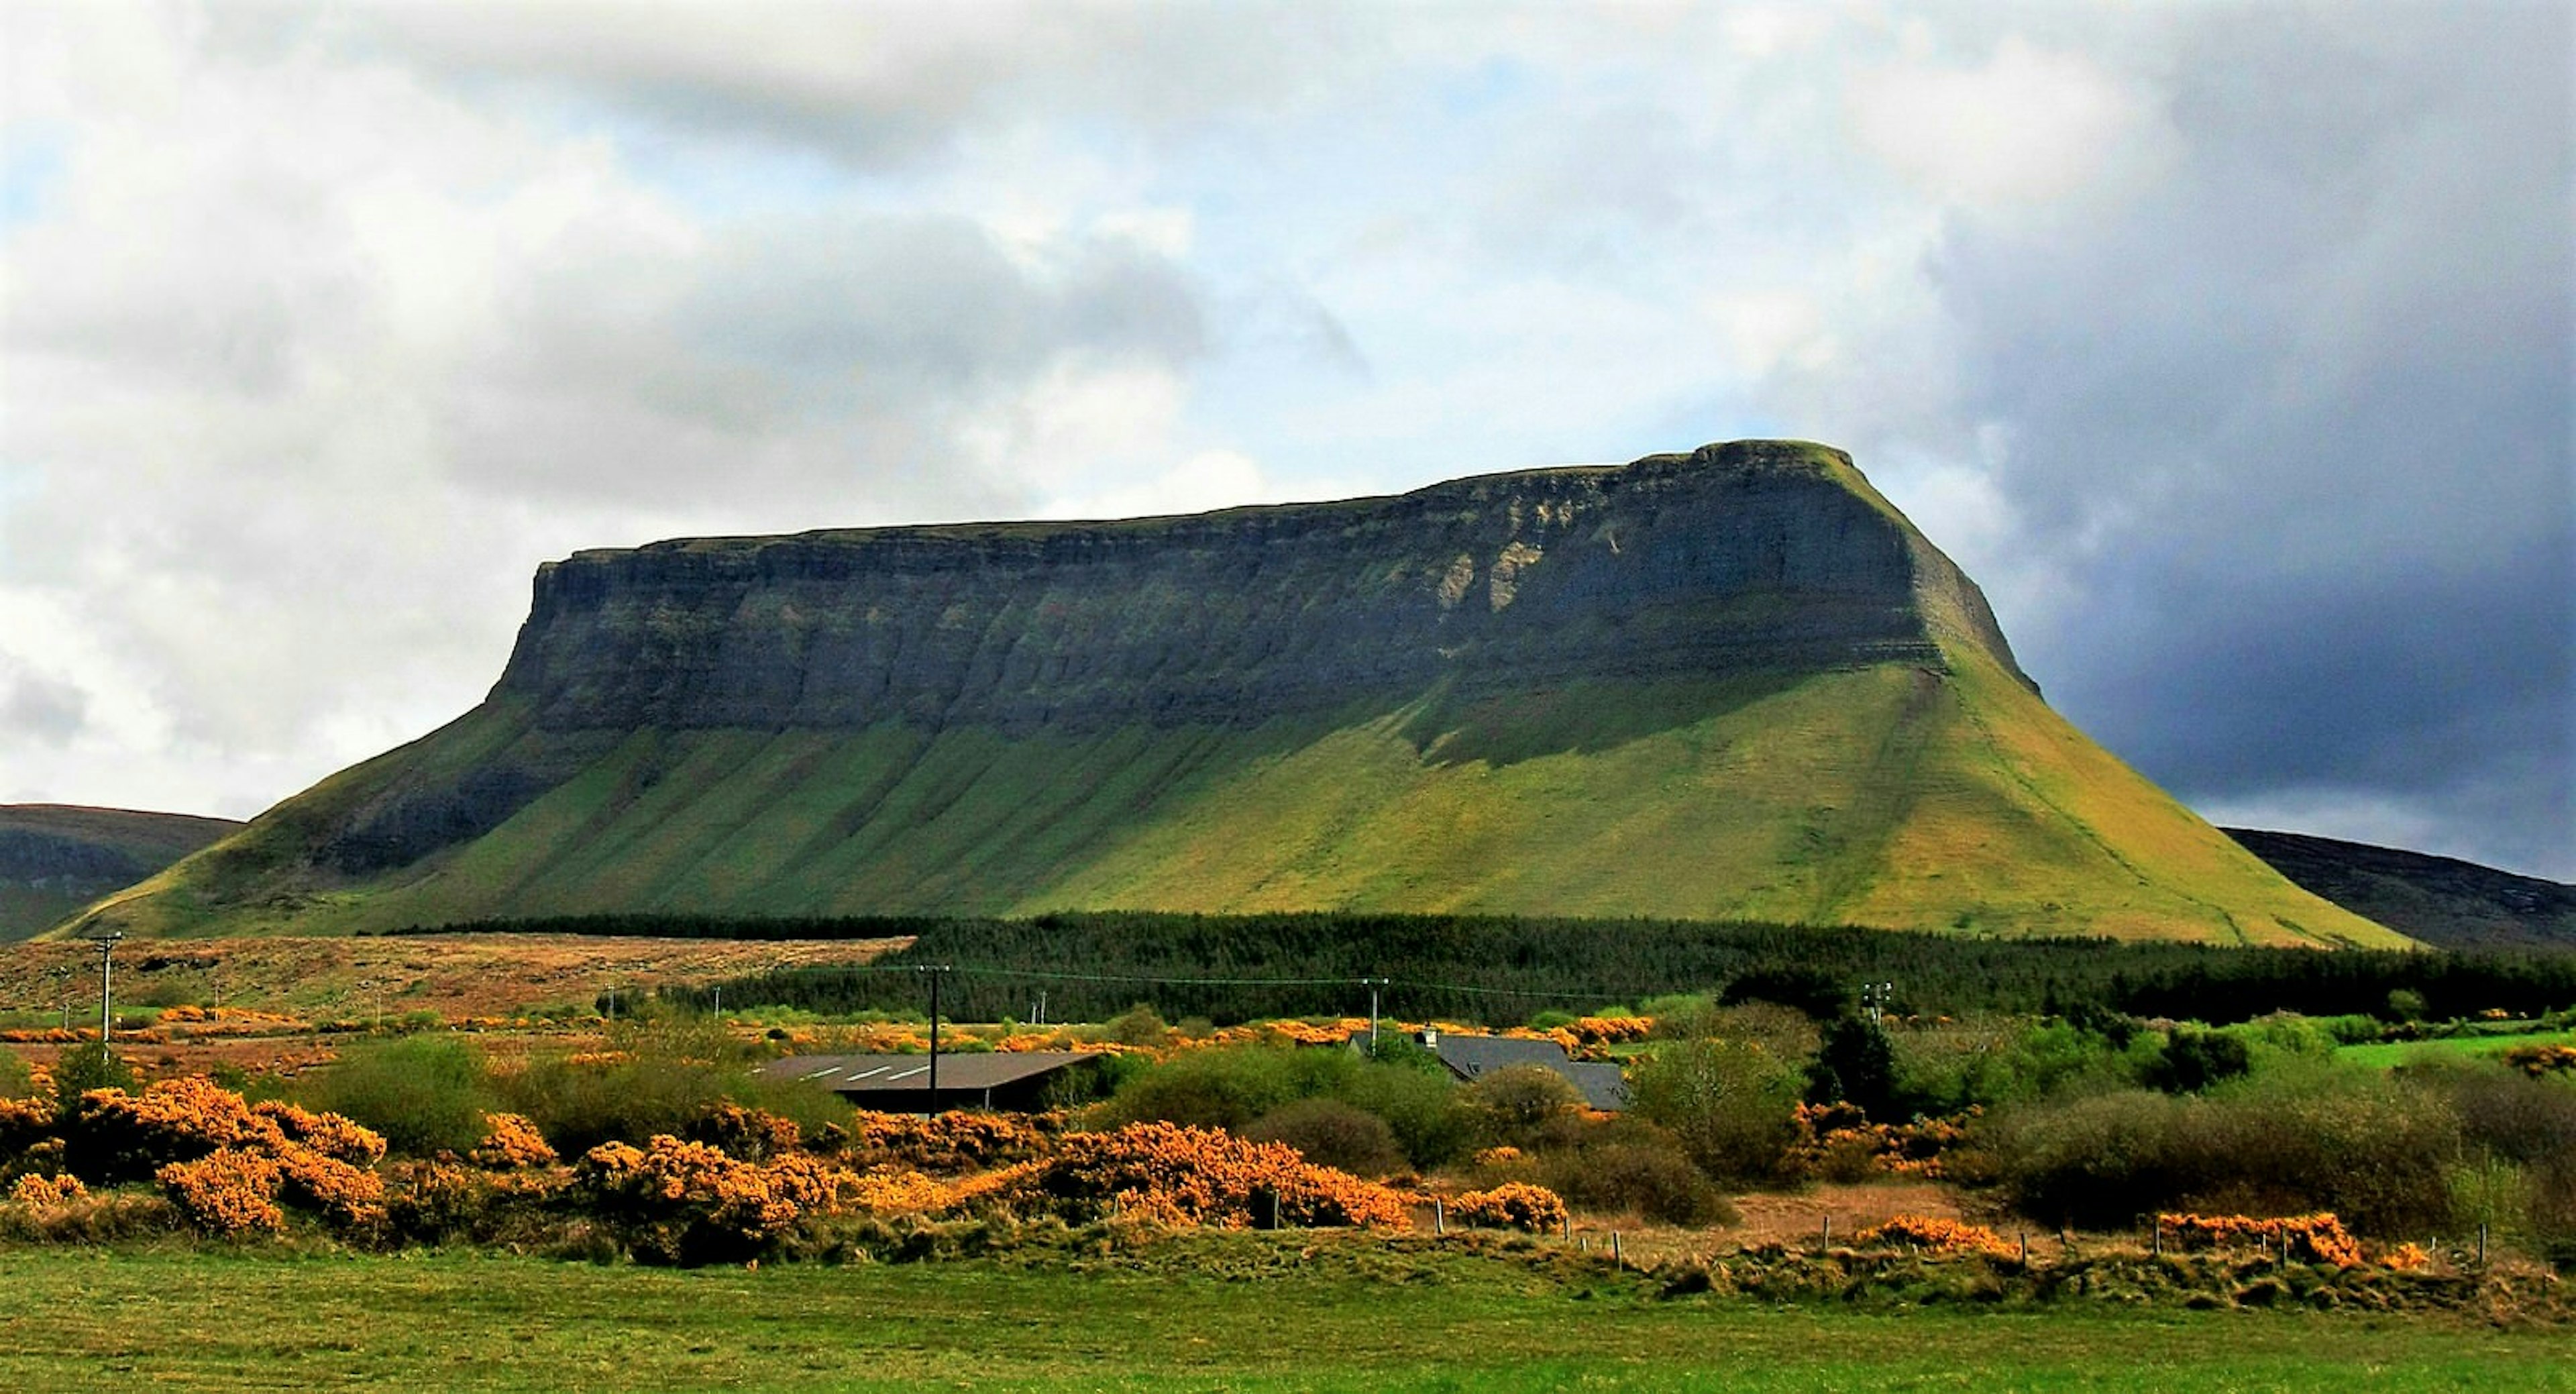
[70,442,2402,947]
[0,805,241,940]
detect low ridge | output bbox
[2224,828,2576,951]
[0,805,242,940]
[71,442,2402,947]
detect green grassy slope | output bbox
[78,652,2399,946]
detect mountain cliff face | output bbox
[74,442,2402,947]
[494,441,2019,735]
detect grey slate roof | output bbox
[757,1050,1095,1095]
[1428,1034,1629,1111]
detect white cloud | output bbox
[1849,36,2170,209]
[0,0,2560,882]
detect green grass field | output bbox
[3,1242,2567,1393]
[2338,1028,2576,1070]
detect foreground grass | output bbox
[3,1240,2567,1393]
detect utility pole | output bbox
[711,985,721,1017]
[1861,981,1893,1025]
[87,932,123,1063]
[1362,977,1389,1057]
[918,965,952,1102]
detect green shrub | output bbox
[301,1036,496,1157]
[1536,1128,1734,1226]
[1098,1044,1466,1169]
[1099,1004,1173,1047]
[48,1049,137,1102]
[1242,1098,1405,1177]
[1977,1067,2461,1236]
[1460,1065,1584,1149]
[1095,1047,1310,1130]
[478,1018,849,1157]
[1806,1018,1899,1119]
[1337,1061,1470,1169]
[0,1051,31,1100]
[1976,1020,2141,1104]
[1640,993,1721,1040]
[2146,1026,2253,1094]
[1627,1038,1802,1187]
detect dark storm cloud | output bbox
[1923,1,2573,875]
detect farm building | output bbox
[1420,1030,1629,1111]
[757,1050,1104,1112]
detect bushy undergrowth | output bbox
[1969,1060,2576,1253]
[1096,1044,1466,1170]
[294,1020,853,1161]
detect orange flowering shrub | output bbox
[1567,1016,1653,1047]
[1471,1146,1524,1168]
[40,1077,386,1237]
[978,1122,1410,1230]
[1450,1183,1567,1234]
[470,1112,558,1169]
[157,1149,287,1234]
[683,1103,801,1161]
[845,1110,1054,1173]
[252,1101,387,1167]
[8,1172,86,1206]
[1790,1103,1974,1180]
[274,1146,386,1228]
[61,1077,276,1182]
[0,1093,52,1160]
[847,1169,956,1216]
[2380,1241,2433,1271]
[2157,1212,2363,1267]
[573,1136,809,1266]
[1854,1215,2019,1261]
[2503,1043,2576,1077]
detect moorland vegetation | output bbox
[5,965,2571,1288]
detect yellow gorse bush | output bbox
[1450,1183,1567,1233]
[156,1149,288,1234]
[979,1122,1411,1230]
[2157,1212,2364,1267]
[469,1112,558,1169]
[7,1172,86,1207]
[1853,1214,2019,1261]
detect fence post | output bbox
[1434,1199,1444,1236]
[2018,1230,2027,1265]
[1611,1232,1621,1268]
[2478,1224,2487,1267]
[1819,1215,1831,1252]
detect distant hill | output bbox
[70,441,2400,947]
[0,805,241,940]
[2224,828,2576,951]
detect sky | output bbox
[2,1,2569,881]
